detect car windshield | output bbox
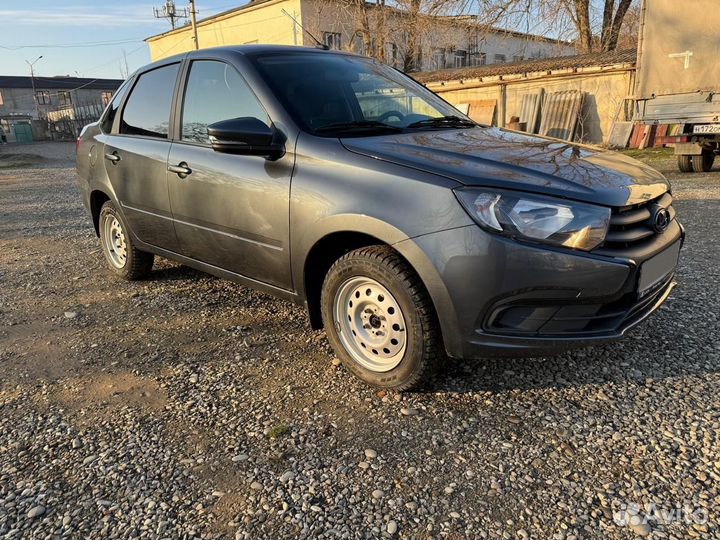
[252,52,476,136]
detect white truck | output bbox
[634,0,720,172]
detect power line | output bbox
[0,38,147,50]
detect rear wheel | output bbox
[691,150,715,173]
[320,245,441,391]
[677,154,693,173]
[99,201,154,280]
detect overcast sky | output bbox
[1,1,246,80]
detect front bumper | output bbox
[396,220,683,359]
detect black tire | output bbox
[98,201,154,280]
[320,245,441,391]
[677,154,693,173]
[691,151,715,173]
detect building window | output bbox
[58,91,72,106]
[494,53,506,64]
[468,34,479,54]
[354,35,365,55]
[387,42,398,66]
[432,48,445,70]
[469,52,486,67]
[101,91,113,106]
[513,55,524,62]
[323,32,342,50]
[454,50,467,68]
[35,90,51,105]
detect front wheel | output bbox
[99,201,154,280]
[320,245,441,391]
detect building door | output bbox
[167,59,293,290]
[13,122,33,144]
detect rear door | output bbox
[103,62,181,251]
[167,59,293,289]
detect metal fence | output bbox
[42,101,106,140]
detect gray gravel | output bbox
[1,142,719,539]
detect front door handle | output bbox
[104,151,120,164]
[168,162,192,178]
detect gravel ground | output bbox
[1,142,719,540]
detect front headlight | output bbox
[454,188,610,251]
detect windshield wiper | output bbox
[314,120,403,134]
[406,115,477,129]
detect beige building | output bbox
[145,0,574,71]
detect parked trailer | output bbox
[634,0,720,172]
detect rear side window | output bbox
[120,63,179,138]
[181,60,269,145]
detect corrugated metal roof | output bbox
[0,76,123,91]
[538,90,586,140]
[414,48,637,84]
[519,89,544,133]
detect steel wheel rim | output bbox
[333,276,407,372]
[103,215,127,269]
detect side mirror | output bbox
[207,117,285,160]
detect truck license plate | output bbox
[692,124,720,134]
[638,241,680,296]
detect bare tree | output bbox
[479,0,639,53]
[615,2,641,50]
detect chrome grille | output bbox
[602,192,675,249]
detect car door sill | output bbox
[133,237,299,304]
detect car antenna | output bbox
[281,9,329,50]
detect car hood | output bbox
[341,127,669,207]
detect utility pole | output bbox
[189,0,199,50]
[26,55,43,119]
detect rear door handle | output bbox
[168,162,192,178]
[104,151,120,164]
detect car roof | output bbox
[146,45,359,71]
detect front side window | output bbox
[58,91,72,106]
[181,60,269,145]
[253,53,473,136]
[120,63,179,138]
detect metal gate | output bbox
[12,122,33,144]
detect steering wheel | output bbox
[376,110,405,123]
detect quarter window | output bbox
[101,80,130,134]
[120,63,179,138]
[181,60,269,145]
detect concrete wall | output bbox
[426,67,635,144]
[146,0,303,61]
[0,87,114,120]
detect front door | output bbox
[103,63,180,251]
[167,59,293,290]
